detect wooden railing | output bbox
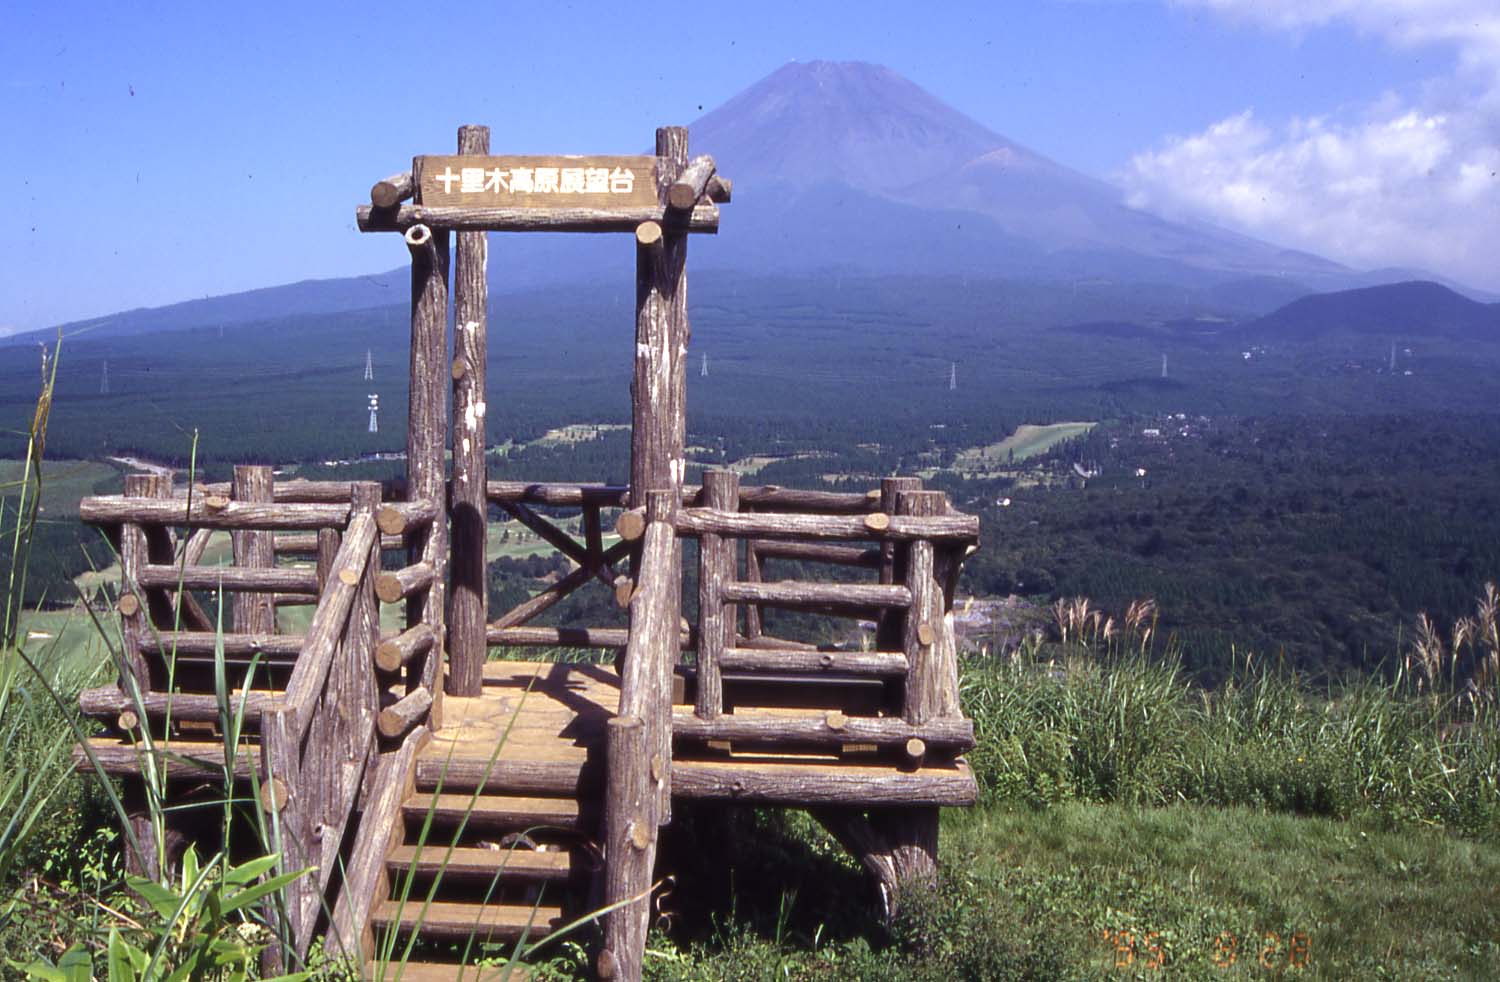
[261,483,380,956]
[477,480,883,656]
[79,468,445,963]
[674,471,978,761]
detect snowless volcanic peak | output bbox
[686,60,1353,281]
[688,60,1027,192]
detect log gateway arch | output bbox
[74,124,979,981]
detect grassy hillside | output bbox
[643,803,1500,980]
[643,644,1500,980]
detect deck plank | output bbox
[414,661,977,806]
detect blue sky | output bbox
[3,0,1495,332]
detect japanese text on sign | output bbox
[417,155,660,210]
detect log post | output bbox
[405,217,454,701]
[742,538,764,640]
[599,714,654,982]
[694,469,738,719]
[813,807,939,922]
[897,491,961,724]
[875,477,924,655]
[450,124,490,697]
[630,127,690,512]
[117,474,158,693]
[617,490,679,827]
[120,782,185,880]
[260,705,316,961]
[232,466,276,635]
[850,488,958,912]
[878,477,923,586]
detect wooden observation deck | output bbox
[72,125,979,980]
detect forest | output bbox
[6,273,1500,680]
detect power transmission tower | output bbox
[701,353,708,378]
[364,348,374,380]
[949,362,957,391]
[100,360,109,395]
[1390,341,1396,372]
[367,394,379,434]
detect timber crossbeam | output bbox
[356,202,720,234]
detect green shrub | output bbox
[962,647,1500,840]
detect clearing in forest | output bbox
[953,421,1097,474]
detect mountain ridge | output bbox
[1245,281,1500,340]
[7,59,1487,347]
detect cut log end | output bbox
[259,777,288,812]
[917,622,936,646]
[616,509,647,541]
[116,710,139,732]
[376,505,407,536]
[667,183,700,211]
[378,687,433,739]
[614,579,636,609]
[628,820,652,851]
[375,576,402,604]
[864,512,891,532]
[375,642,403,674]
[370,184,399,208]
[203,494,230,511]
[404,223,433,248]
[117,593,141,617]
[825,710,848,731]
[635,220,663,248]
[905,737,928,761]
[371,171,413,209]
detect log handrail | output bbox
[260,482,383,959]
[671,712,974,753]
[482,479,877,514]
[137,563,320,594]
[81,496,352,531]
[673,507,979,543]
[188,478,404,504]
[279,512,377,743]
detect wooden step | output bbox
[387,844,574,883]
[363,961,528,982]
[403,793,583,831]
[413,757,596,797]
[370,898,563,943]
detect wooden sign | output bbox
[416,155,660,209]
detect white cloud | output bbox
[1123,1,1500,288]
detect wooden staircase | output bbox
[352,664,610,979]
[366,782,593,970]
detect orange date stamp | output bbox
[1100,928,1311,970]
